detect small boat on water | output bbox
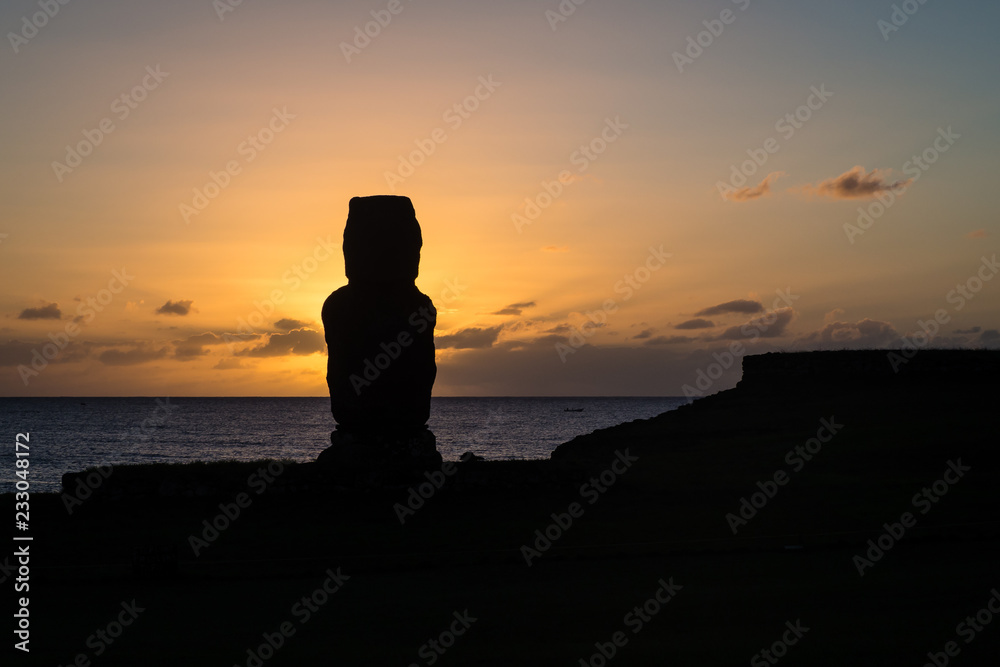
[564,408,584,412]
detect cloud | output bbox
[274,318,309,331]
[824,308,846,324]
[0,340,93,366]
[492,302,536,316]
[156,300,194,316]
[632,329,655,339]
[172,331,261,359]
[226,332,263,342]
[0,340,47,366]
[436,326,502,349]
[954,326,981,335]
[716,308,795,340]
[696,299,763,317]
[236,328,325,358]
[980,329,1000,343]
[645,335,696,345]
[498,319,536,334]
[542,246,569,252]
[798,318,899,349]
[213,358,249,370]
[675,318,714,330]
[99,345,168,366]
[173,332,229,359]
[18,303,61,320]
[432,322,819,396]
[805,166,911,200]
[728,171,784,202]
[433,334,762,397]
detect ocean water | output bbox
[1,396,685,494]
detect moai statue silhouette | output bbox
[319,196,441,479]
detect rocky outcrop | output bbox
[551,349,1000,462]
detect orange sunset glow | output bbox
[2,0,998,397]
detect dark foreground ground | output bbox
[4,350,999,666]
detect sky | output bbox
[1,0,998,397]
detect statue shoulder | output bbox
[321,285,353,318]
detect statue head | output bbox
[342,195,422,284]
